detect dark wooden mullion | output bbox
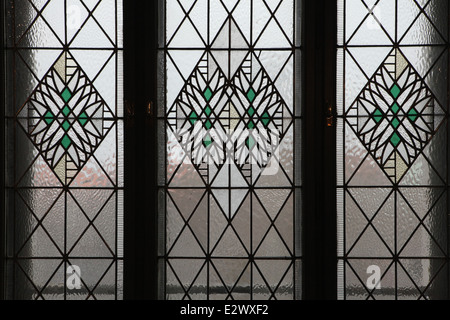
[0,0,5,301]
[123,1,159,300]
[303,0,337,300]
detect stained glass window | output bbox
[337,0,449,299]
[4,0,123,299]
[159,0,302,300]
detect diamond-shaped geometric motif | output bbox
[18,51,115,185]
[346,49,445,183]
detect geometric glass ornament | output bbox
[18,52,115,185]
[346,49,445,183]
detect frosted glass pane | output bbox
[337,0,448,300]
[5,0,123,300]
[161,0,302,300]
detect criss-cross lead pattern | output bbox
[7,0,123,300]
[163,0,300,300]
[338,0,449,300]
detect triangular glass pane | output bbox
[255,18,291,48]
[274,195,294,253]
[70,50,114,82]
[209,0,228,43]
[422,261,448,300]
[91,262,116,300]
[166,195,186,251]
[212,259,248,292]
[93,194,116,252]
[397,192,420,250]
[400,225,445,257]
[372,193,395,252]
[252,0,272,43]
[92,55,116,108]
[208,264,228,300]
[69,189,113,220]
[347,47,391,79]
[18,226,62,257]
[348,188,391,220]
[188,195,208,251]
[168,18,204,48]
[71,16,114,48]
[231,263,251,300]
[212,226,247,257]
[17,259,62,295]
[166,263,185,300]
[40,261,65,300]
[397,264,421,300]
[167,50,204,81]
[252,264,271,299]
[255,227,291,257]
[399,187,445,220]
[188,264,208,300]
[425,0,448,40]
[169,227,205,258]
[170,259,204,295]
[232,0,251,43]
[18,49,61,82]
[168,160,205,187]
[423,195,447,254]
[231,194,251,252]
[41,0,65,43]
[211,189,229,217]
[71,155,114,188]
[70,226,113,257]
[401,46,446,79]
[254,189,291,220]
[345,193,371,252]
[274,0,294,43]
[41,195,65,252]
[274,263,294,300]
[397,0,422,40]
[348,12,392,46]
[255,259,291,292]
[92,0,116,44]
[252,193,272,253]
[347,151,392,186]
[348,225,392,257]
[168,189,205,221]
[18,188,62,220]
[400,13,446,45]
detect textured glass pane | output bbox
[5,0,123,300]
[337,0,449,300]
[160,0,302,300]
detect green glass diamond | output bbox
[205,120,213,130]
[44,111,54,125]
[248,121,255,129]
[246,136,255,149]
[391,103,400,114]
[248,107,255,117]
[262,112,270,127]
[205,106,212,117]
[391,118,400,129]
[203,134,213,148]
[390,132,401,147]
[78,112,88,126]
[62,120,71,132]
[189,111,198,125]
[63,105,71,117]
[61,135,72,149]
[373,109,383,123]
[390,84,401,99]
[204,87,213,102]
[408,108,418,122]
[247,88,256,103]
[61,88,72,103]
